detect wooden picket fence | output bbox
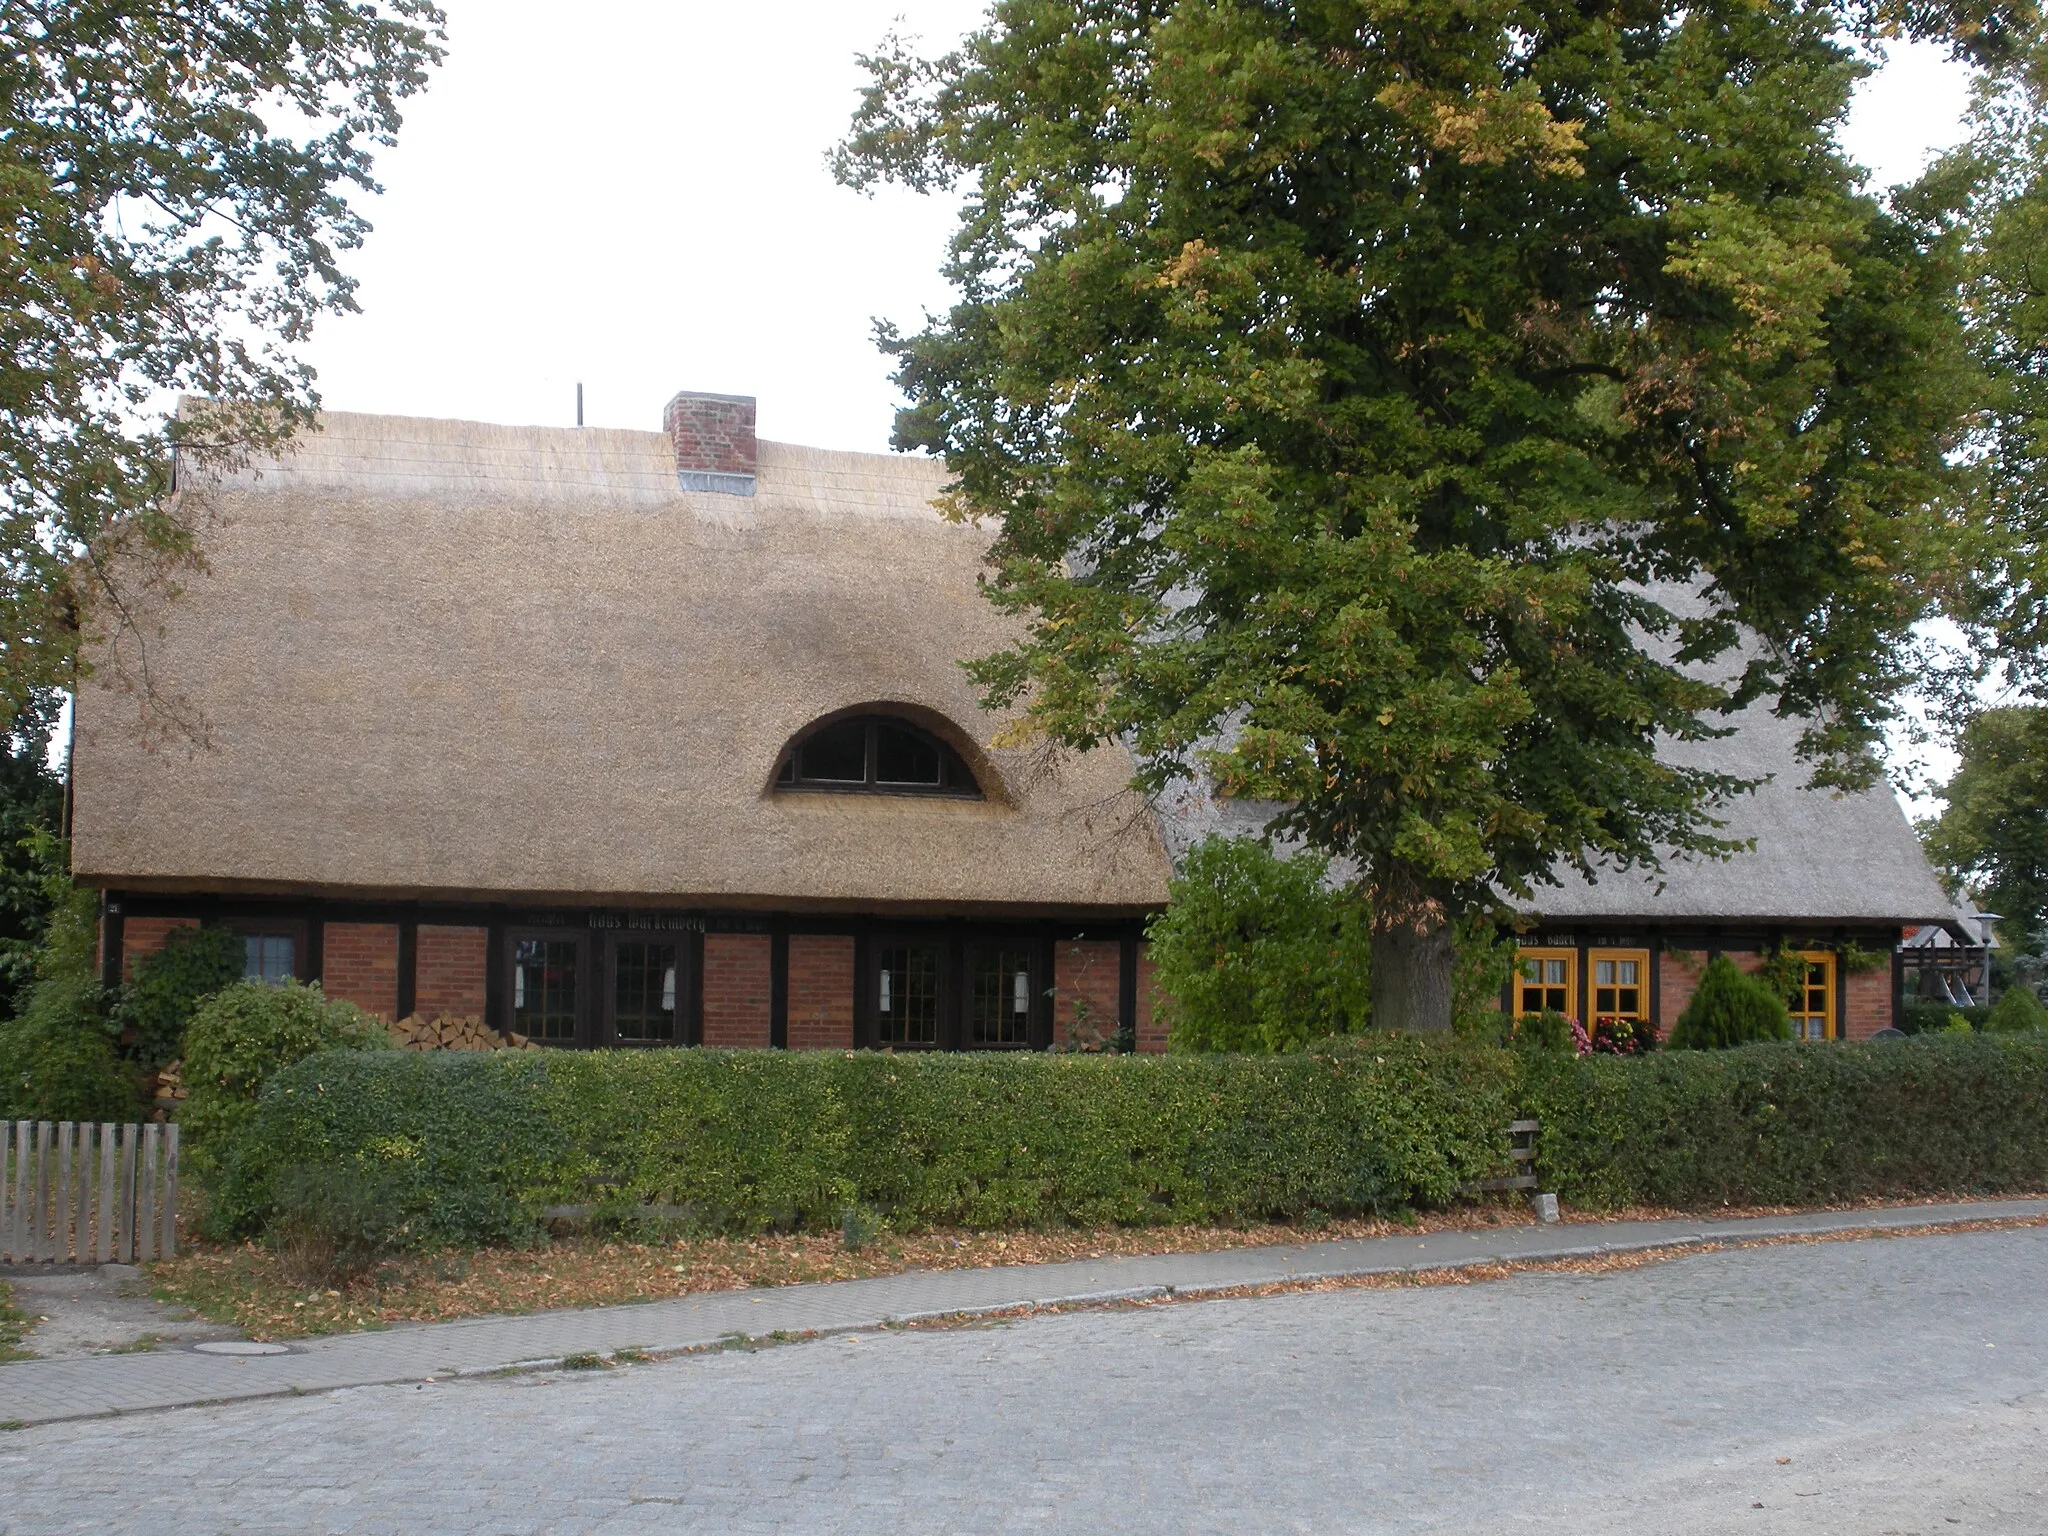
[0,1120,180,1264]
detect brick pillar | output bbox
[1054,939,1122,1049]
[787,935,854,1050]
[122,916,200,980]
[416,925,487,1017]
[322,923,400,1020]
[704,933,773,1048]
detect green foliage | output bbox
[0,705,66,1019]
[1921,708,2048,948]
[215,1032,2048,1239]
[834,0,1993,1027]
[0,3,445,719]
[1986,983,2048,1031]
[1508,1010,1579,1054]
[213,1040,1521,1244]
[1902,1000,1991,1034]
[1666,956,1795,1049]
[179,982,389,1171]
[0,870,138,1121]
[1149,836,1370,1052]
[123,926,243,1069]
[265,1165,407,1287]
[1944,38,2048,698]
[1522,1034,2048,1208]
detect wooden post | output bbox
[75,1122,95,1264]
[34,1121,53,1262]
[138,1122,161,1262]
[0,1119,12,1261]
[55,1122,73,1263]
[97,1122,117,1263]
[9,1120,27,1262]
[118,1122,137,1263]
[160,1123,180,1258]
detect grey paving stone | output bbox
[0,1196,2042,1429]
[7,1227,2035,1534]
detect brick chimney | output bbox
[663,390,756,496]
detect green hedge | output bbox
[212,1038,1517,1243]
[208,1033,2048,1245]
[1523,1033,2048,1208]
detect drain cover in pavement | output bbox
[192,1341,293,1356]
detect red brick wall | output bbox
[322,922,399,1020]
[1659,950,1708,1029]
[1842,964,1893,1040]
[122,916,199,979]
[416,925,487,1018]
[1134,943,1168,1053]
[704,933,772,1048]
[787,934,854,1050]
[1055,939,1122,1047]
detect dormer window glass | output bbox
[775,715,979,797]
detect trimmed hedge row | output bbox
[210,1039,1517,1243]
[1524,1032,2048,1209]
[207,1033,2048,1245]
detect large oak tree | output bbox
[836,0,2026,1028]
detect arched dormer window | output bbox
[774,714,981,797]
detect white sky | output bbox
[299,5,1978,454]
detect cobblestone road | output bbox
[2,1227,2043,1535]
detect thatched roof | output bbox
[71,410,1171,915]
[1511,693,1954,927]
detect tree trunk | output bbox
[1369,868,1455,1032]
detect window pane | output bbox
[614,941,677,1043]
[797,720,868,782]
[514,938,579,1043]
[970,948,1033,1046]
[875,722,943,785]
[1617,960,1639,985]
[1546,960,1567,984]
[1596,960,1615,985]
[243,934,294,985]
[877,944,941,1046]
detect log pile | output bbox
[154,1060,189,1101]
[386,1013,540,1052]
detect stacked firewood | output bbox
[154,1060,190,1101]
[386,1013,540,1052]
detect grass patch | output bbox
[0,1282,31,1363]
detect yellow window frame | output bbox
[1589,948,1651,1024]
[1515,947,1577,1019]
[1787,950,1836,1041]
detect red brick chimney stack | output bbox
[663,390,757,496]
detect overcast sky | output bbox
[300,2,1978,454]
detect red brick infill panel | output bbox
[1055,939,1123,1048]
[1135,943,1168,1053]
[121,916,199,980]
[787,934,854,1050]
[323,922,399,1020]
[416,925,487,1018]
[704,933,772,1048]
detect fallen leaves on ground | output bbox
[147,1190,2047,1343]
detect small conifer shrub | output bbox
[1985,985,2048,1033]
[1665,956,1792,1049]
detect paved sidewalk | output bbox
[3,1196,2043,1428]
